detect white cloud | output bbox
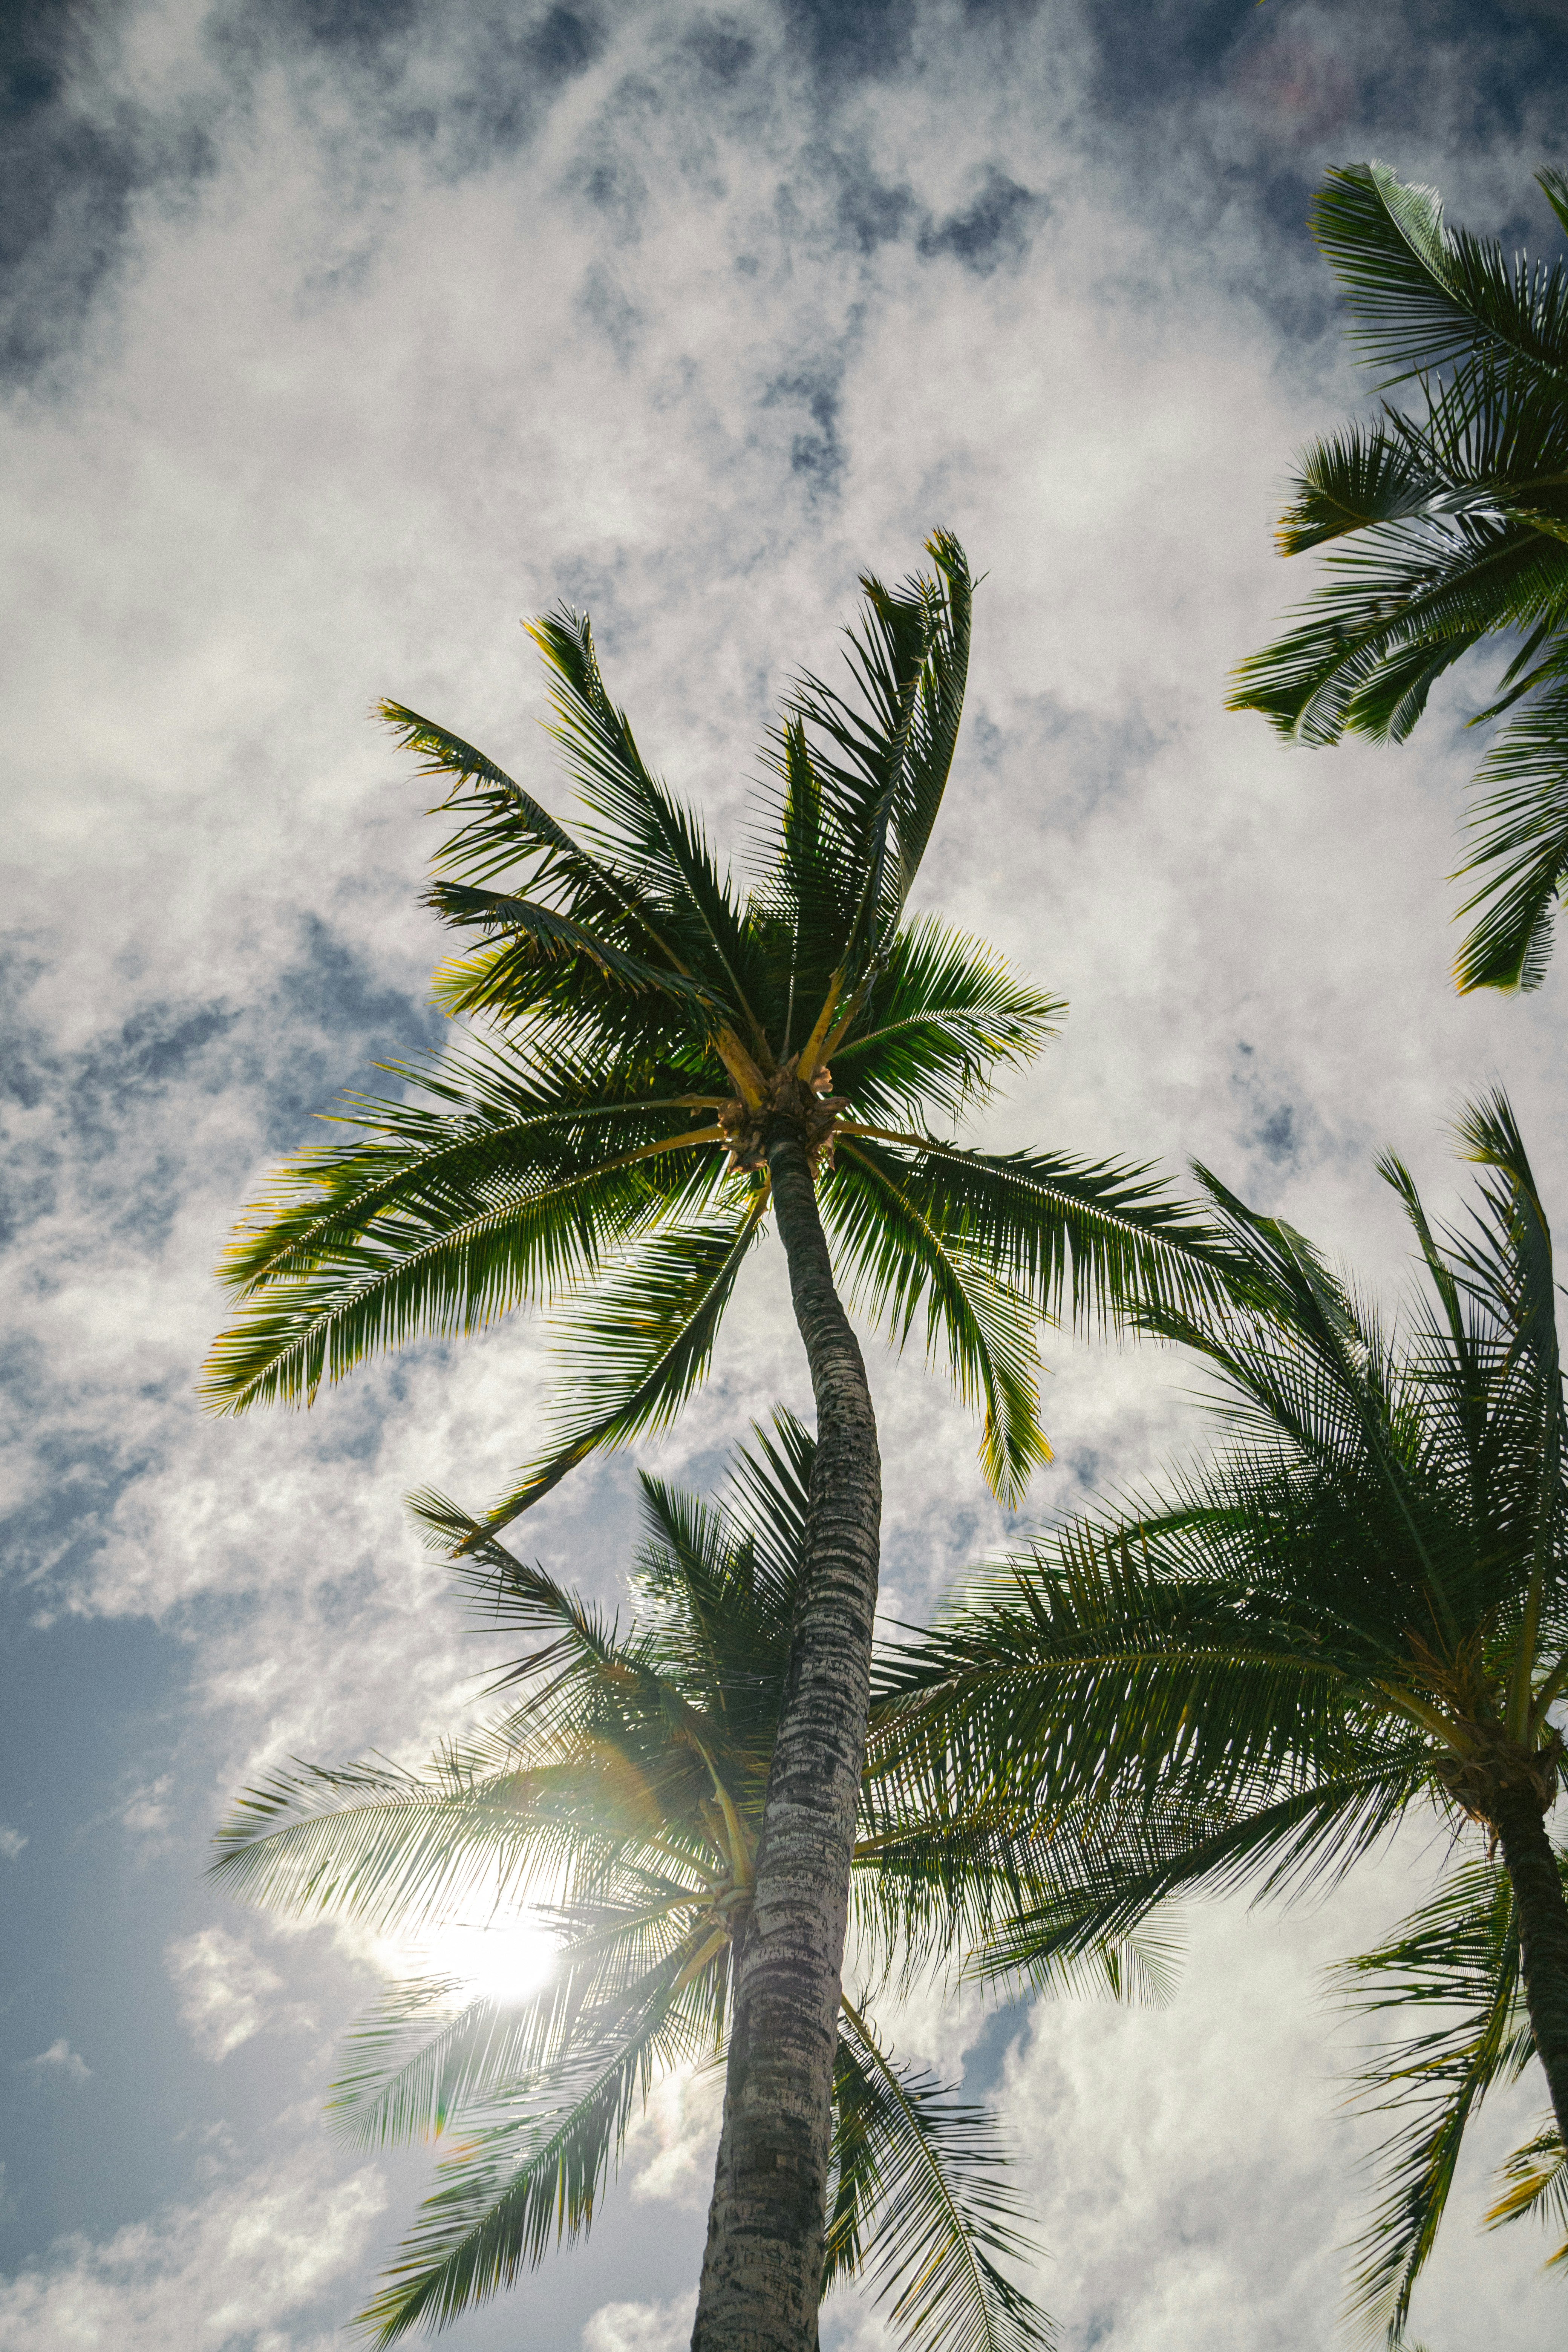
[165,1926,313,2062]
[16,2041,91,2086]
[0,1827,26,1860]
[581,2294,698,2352]
[997,1850,1562,2352]
[626,2066,726,2210]
[0,2152,384,2352]
[121,1777,174,1839]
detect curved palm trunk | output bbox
[690,1129,882,2352]
[1493,1785,1568,2142]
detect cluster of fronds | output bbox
[1231,162,1568,991]
[876,1092,1568,2340]
[204,533,1243,1533]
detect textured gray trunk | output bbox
[689,1127,882,2352]
[1494,1785,1568,2143]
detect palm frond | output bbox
[776,530,971,988]
[202,1051,730,1412]
[526,606,772,1043]
[828,1137,1049,1503]
[970,1772,1421,1991]
[355,1943,723,2344]
[413,1195,767,1550]
[1228,509,1559,746]
[828,916,1061,1127]
[825,2002,1052,2352]
[1311,163,1568,385]
[1336,1859,1527,2343]
[1277,421,1436,554]
[836,1131,1250,1333]
[1453,677,1568,991]
[1484,2120,1568,2266]
[422,880,726,1021]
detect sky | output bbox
[5,0,1568,2347]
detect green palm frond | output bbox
[420,1193,768,1548]
[355,1939,727,2345]
[970,1772,1423,1993]
[1455,677,1568,990]
[1311,163,1568,386]
[827,915,1062,1127]
[423,880,726,1021]
[210,1747,606,1934]
[379,703,588,880]
[836,1132,1251,1333]
[777,531,971,982]
[525,605,773,1044]
[1233,165,1568,989]
[1277,421,1436,554]
[825,2001,1052,2352]
[828,1136,1048,1503]
[204,1052,730,1413]
[329,1887,726,2153]
[1336,1860,1529,2343]
[1484,2120,1568,2266]
[1229,510,1560,746]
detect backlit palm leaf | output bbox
[214,1417,1067,2350]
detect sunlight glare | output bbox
[410,1917,556,2007]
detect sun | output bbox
[406,1916,556,2007]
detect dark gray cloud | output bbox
[780,0,917,80]
[13,0,1568,397]
[919,165,1042,273]
[0,2,214,384]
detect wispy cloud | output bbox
[0,2150,384,2351]
[15,2040,90,2085]
[165,1926,314,2063]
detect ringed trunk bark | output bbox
[1493,1785,1568,2143]
[690,1127,882,2352]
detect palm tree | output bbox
[1329,1853,1568,2334]
[1230,161,1568,991]
[202,531,1236,2349]
[213,1415,1158,2349]
[880,1095,1568,2340]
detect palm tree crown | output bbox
[203,532,1233,1536]
[213,1414,1120,2351]
[882,1095,1568,2340]
[1231,162,1568,991]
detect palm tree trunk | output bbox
[1494,1785,1568,2142]
[690,1128,882,2352]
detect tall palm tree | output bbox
[213,1415,1160,2348]
[1230,161,1568,991]
[881,1095,1568,2340]
[202,531,1234,2350]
